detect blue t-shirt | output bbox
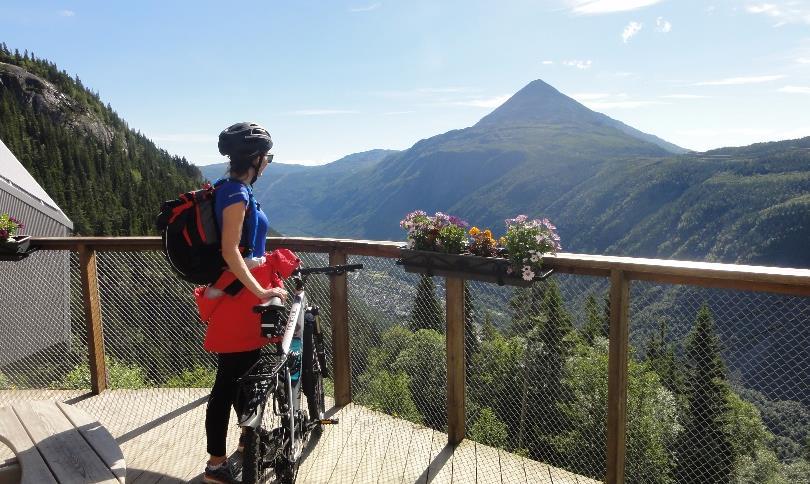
[214,179,268,258]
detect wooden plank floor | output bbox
[0,389,603,483]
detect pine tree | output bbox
[481,310,498,341]
[581,293,608,344]
[521,281,575,464]
[675,304,734,483]
[409,274,444,333]
[507,283,546,336]
[645,319,683,394]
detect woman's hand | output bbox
[257,286,287,302]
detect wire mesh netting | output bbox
[0,250,87,400]
[1,247,809,483]
[628,282,810,483]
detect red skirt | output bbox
[195,248,300,353]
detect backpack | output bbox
[156,179,256,286]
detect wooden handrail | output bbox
[30,237,810,295]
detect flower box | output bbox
[0,235,31,254]
[397,248,553,287]
[0,235,33,261]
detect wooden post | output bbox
[445,276,465,445]
[607,269,630,484]
[78,244,107,394]
[329,250,352,406]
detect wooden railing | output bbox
[30,236,810,484]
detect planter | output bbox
[0,235,34,261]
[397,248,553,287]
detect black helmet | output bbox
[218,122,273,159]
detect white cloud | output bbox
[693,74,786,86]
[778,85,810,94]
[656,16,672,32]
[661,94,710,99]
[565,0,663,15]
[542,60,554,65]
[574,92,664,109]
[745,2,810,25]
[587,100,667,109]
[349,3,381,12]
[451,95,511,108]
[59,10,75,17]
[563,59,593,69]
[797,57,810,64]
[285,109,360,115]
[572,92,612,100]
[622,21,643,43]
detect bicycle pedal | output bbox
[319,418,339,425]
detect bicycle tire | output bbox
[313,347,326,418]
[242,427,272,484]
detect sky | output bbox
[1,0,810,166]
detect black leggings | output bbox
[205,349,261,457]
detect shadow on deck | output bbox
[0,389,600,483]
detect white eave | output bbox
[0,137,74,229]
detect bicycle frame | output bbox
[238,288,307,454]
[236,263,362,475]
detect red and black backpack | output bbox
[156,179,254,286]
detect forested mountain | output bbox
[258,80,685,241]
[551,140,810,267]
[250,79,810,273]
[201,149,399,236]
[0,44,202,235]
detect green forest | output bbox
[0,43,202,235]
[347,276,810,483]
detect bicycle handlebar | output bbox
[293,263,364,276]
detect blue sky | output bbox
[1,0,809,165]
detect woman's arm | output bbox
[221,203,286,301]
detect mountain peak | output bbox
[475,79,598,128]
[474,79,687,153]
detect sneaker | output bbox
[202,461,236,484]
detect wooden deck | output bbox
[0,389,601,483]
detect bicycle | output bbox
[236,263,363,484]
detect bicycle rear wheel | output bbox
[242,427,273,484]
[312,350,326,419]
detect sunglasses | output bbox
[264,153,274,164]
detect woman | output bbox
[199,122,296,484]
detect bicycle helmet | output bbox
[218,122,273,160]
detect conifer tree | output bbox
[481,310,498,341]
[409,274,444,333]
[521,281,575,464]
[676,304,734,483]
[645,319,684,394]
[507,283,546,336]
[581,293,608,344]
